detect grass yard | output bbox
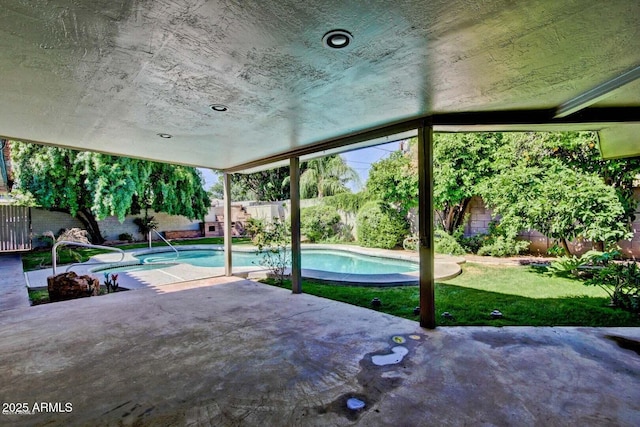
[264,262,640,327]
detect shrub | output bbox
[468,220,529,257]
[476,236,529,257]
[586,262,640,313]
[133,216,158,239]
[403,232,466,255]
[245,217,266,243]
[301,205,341,242]
[356,201,409,249]
[118,233,134,242]
[434,230,466,255]
[323,192,367,213]
[254,219,290,284]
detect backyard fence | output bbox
[0,205,31,252]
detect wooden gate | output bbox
[0,205,31,252]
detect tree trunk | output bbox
[76,209,105,244]
[560,238,572,256]
[443,197,471,235]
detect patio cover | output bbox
[0,0,638,168]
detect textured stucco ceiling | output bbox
[0,0,638,170]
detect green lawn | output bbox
[21,237,252,271]
[264,262,640,327]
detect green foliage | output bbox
[481,161,629,251]
[10,141,210,243]
[300,205,341,242]
[366,150,417,216]
[549,250,620,278]
[471,221,529,257]
[323,192,367,213]
[476,236,529,257]
[229,166,291,201]
[434,230,466,255]
[133,216,158,239]
[118,233,134,242]
[245,217,266,243]
[432,133,502,233]
[586,262,640,313]
[209,173,256,201]
[402,232,466,255]
[365,132,638,254]
[253,219,291,284]
[479,132,634,253]
[356,201,409,249]
[298,155,359,198]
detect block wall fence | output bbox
[29,190,640,258]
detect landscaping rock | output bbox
[47,272,100,302]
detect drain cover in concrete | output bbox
[347,398,366,410]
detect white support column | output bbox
[290,157,302,294]
[418,121,436,328]
[223,172,232,277]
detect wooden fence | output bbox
[0,205,31,252]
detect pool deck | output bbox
[24,244,464,291]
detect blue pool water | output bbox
[135,249,418,275]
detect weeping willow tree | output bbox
[9,141,210,243]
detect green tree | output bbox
[365,149,418,217]
[356,201,409,249]
[209,173,255,201]
[432,133,502,233]
[300,205,341,242]
[481,132,635,254]
[299,155,359,198]
[230,166,292,201]
[10,141,210,243]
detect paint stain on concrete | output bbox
[605,335,640,356]
[392,335,406,344]
[372,346,409,366]
[312,333,426,421]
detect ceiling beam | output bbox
[224,107,640,173]
[554,65,640,118]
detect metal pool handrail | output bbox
[52,241,125,275]
[148,229,179,260]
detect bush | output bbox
[403,232,466,255]
[477,236,529,257]
[118,233,134,242]
[434,230,466,255]
[301,205,341,242]
[245,218,266,243]
[586,262,640,313]
[467,220,529,257]
[356,201,409,249]
[254,219,290,284]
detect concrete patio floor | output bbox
[1,276,640,426]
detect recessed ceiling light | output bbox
[322,30,353,49]
[209,104,228,112]
[157,133,172,139]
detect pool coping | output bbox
[123,244,464,285]
[25,244,463,290]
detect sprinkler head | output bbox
[490,309,503,319]
[371,298,382,307]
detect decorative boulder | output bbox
[47,272,100,302]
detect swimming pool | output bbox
[135,249,418,275]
